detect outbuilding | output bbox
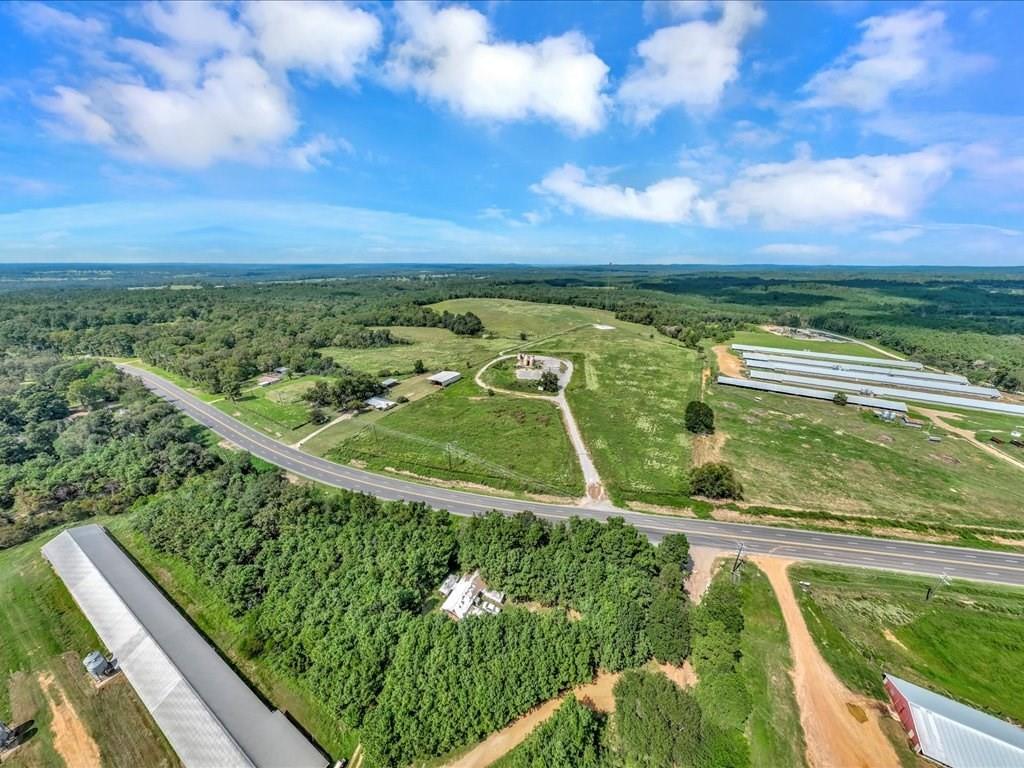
[381,377,399,388]
[429,371,462,387]
[365,396,397,411]
[884,673,1024,767]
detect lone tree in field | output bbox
[833,392,848,406]
[689,462,743,500]
[413,359,427,374]
[684,400,714,434]
[539,371,560,393]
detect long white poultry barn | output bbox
[730,344,923,369]
[740,352,969,385]
[748,371,1024,416]
[716,375,908,412]
[42,525,329,768]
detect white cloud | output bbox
[802,8,991,112]
[869,228,922,244]
[618,1,764,125]
[642,1,716,22]
[532,164,716,224]
[12,1,106,39]
[385,3,609,133]
[0,175,62,196]
[245,1,381,85]
[729,120,781,148]
[721,147,952,227]
[116,37,199,85]
[754,243,837,256]
[288,134,351,171]
[36,86,115,144]
[142,1,248,53]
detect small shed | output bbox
[429,371,462,387]
[365,396,397,411]
[381,378,399,388]
[273,366,289,375]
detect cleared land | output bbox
[0,526,179,768]
[790,563,1024,725]
[328,378,584,497]
[738,563,807,768]
[732,330,904,360]
[322,326,508,375]
[756,558,899,768]
[708,381,1024,532]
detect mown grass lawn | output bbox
[0,523,179,768]
[430,297,621,339]
[790,564,1024,724]
[323,326,508,376]
[329,378,583,497]
[739,563,807,768]
[709,382,1024,530]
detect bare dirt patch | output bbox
[754,557,898,768]
[883,629,909,653]
[444,672,619,768]
[691,430,726,466]
[37,671,102,768]
[686,548,724,604]
[713,345,743,378]
[656,660,698,689]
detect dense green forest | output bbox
[2,266,1021,391]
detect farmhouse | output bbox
[438,570,504,620]
[42,525,328,768]
[884,674,1024,768]
[365,396,397,411]
[429,370,462,387]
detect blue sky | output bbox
[1,0,1022,265]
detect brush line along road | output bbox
[122,365,1024,587]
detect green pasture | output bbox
[322,326,507,376]
[328,378,583,497]
[739,563,807,768]
[709,382,1024,530]
[791,564,1024,725]
[430,297,620,339]
[0,524,179,768]
[536,324,702,507]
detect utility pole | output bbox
[925,572,951,601]
[731,543,745,584]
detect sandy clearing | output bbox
[686,547,724,603]
[691,430,725,466]
[37,671,102,768]
[713,345,744,378]
[444,672,619,768]
[918,407,1024,472]
[656,659,698,689]
[754,558,899,768]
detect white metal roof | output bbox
[429,370,462,385]
[747,371,1024,416]
[742,359,1000,398]
[740,352,969,384]
[365,396,396,409]
[886,675,1024,768]
[440,571,485,620]
[42,526,328,768]
[716,375,908,412]
[731,344,923,369]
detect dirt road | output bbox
[713,345,743,377]
[754,558,898,768]
[38,672,102,768]
[918,407,1024,472]
[686,547,723,603]
[445,672,619,768]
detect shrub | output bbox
[690,462,743,500]
[685,400,715,434]
[833,392,848,406]
[539,371,560,392]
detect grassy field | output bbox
[738,563,807,768]
[328,378,584,496]
[431,298,621,339]
[0,524,179,768]
[708,381,1024,531]
[537,325,702,507]
[728,330,905,360]
[323,326,508,375]
[791,564,1024,725]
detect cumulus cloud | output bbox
[802,8,991,112]
[244,1,381,85]
[11,1,106,39]
[619,1,764,125]
[753,243,837,256]
[642,1,717,22]
[721,147,952,227]
[27,1,384,169]
[532,164,717,224]
[535,147,952,229]
[385,2,609,133]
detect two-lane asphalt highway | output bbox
[121,364,1024,587]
